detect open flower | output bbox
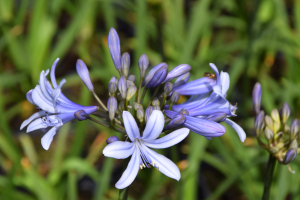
[20,58,98,150]
[103,110,189,189]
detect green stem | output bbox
[262,154,277,200]
[118,187,129,200]
[140,87,148,104]
[136,77,143,102]
[92,90,108,111]
[88,117,126,134]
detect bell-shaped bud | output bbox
[137,108,144,122]
[121,52,130,77]
[126,80,135,88]
[205,112,227,123]
[255,111,265,136]
[283,148,297,164]
[174,72,190,88]
[76,59,94,91]
[74,110,89,121]
[164,113,186,130]
[154,105,160,110]
[152,98,160,106]
[146,66,168,88]
[118,76,127,99]
[164,82,174,97]
[107,97,118,121]
[128,75,136,83]
[143,63,167,86]
[145,106,154,123]
[127,86,137,101]
[281,102,290,124]
[109,76,118,85]
[163,64,191,83]
[108,28,122,70]
[264,127,274,141]
[271,109,280,123]
[252,82,262,115]
[291,119,299,139]
[170,92,180,103]
[265,115,273,129]
[106,136,119,144]
[180,109,189,116]
[138,54,149,78]
[108,82,117,96]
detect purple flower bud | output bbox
[106,136,119,144]
[143,63,167,86]
[173,72,190,88]
[107,97,118,121]
[291,119,299,139]
[152,98,160,106]
[121,52,130,77]
[283,148,297,164]
[154,105,160,110]
[255,111,265,136]
[252,82,262,115]
[146,66,168,88]
[170,92,180,103]
[164,113,186,130]
[137,108,144,122]
[126,80,135,88]
[109,76,118,85]
[108,28,122,70]
[76,59,94,91]
[128,75,136,83]
[205,112,227,123]
[132,102,143,110]
[164,82,174,97]
[163,64,191,83]
[145,106,154,123]
[127,86,137,101]
[281,102,290,124]
[74,110,89,121]
[108,82,117,96]
[118,76,127,99]
[138,54,149,78]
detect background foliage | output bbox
[0,0,300,199]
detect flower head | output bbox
[103,110,189,189]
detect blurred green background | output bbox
[1,0,300,199]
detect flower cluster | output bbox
[21,27,245,189]
[253,83,300,170]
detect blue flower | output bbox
[20,58,98,150]
[103,110,190,189]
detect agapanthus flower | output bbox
[20,58,98,150]
[103,110,189,189]
[167,63,246,142]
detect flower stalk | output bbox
[262,155,276,200]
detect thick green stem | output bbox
[118,187,129,200]
[262,154,276,200]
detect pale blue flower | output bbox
[103,110,189,189]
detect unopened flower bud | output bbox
[290,139,298,149]
[132,102,143,110]
[121,52,130,77]
[118,76,127,99]
[271,109,280,123]
[108,28,121,70]
[281,102,290,124]
[170,92,180,103]
[174,72,190,88]
[127,86,137,101]
[109,76,118,85]
[163,64,191,83]
[106,136,119,144]
[269,147,279,154]
[76,59,94,91]
[145,106,154,123]
[152,98,160,106]
[118,101,124,112]
[180,109,189,116]
[205,112,227,123]
[252,82,262,115]
[143,63,167,86]
[126,80,135,88]
[291,119,299,139]
[138,54,149,78]
[108,82,117,96]
[265,115,273,129]
[255,111,265,136]
[164,113,186,130]
[273,121,280,134]
[107,97,118,121]
[154,105,160,110]
[283,148,297,164]
[137,108,144,122]
[116,93,123,101]
[164,82,173,97]
[74,110,89,121]
[284,124,290,134]
[264,127,274,141]
[146,66,168,88]
[128,75,136,83]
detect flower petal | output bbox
[50,58,60,88]
[27,118,48,132]
[20,111,46,130]
[41,126,59,150]
[224,118,246,142]
[142,145,180,181]
[209,63,220,85]
[115,149,140,189]
[173,77,215,96]
[103,141,135,159]
[143,128,189,149]
[123,111,140,141]
[26,90,35,105]
[220,71,230,96]
[142,110,165,141]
